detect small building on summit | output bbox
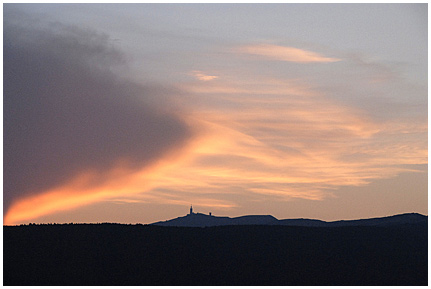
[188,205,212,216]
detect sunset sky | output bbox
[3,4,428,225]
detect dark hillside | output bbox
[4,222,427,285]
[153,212,427,227]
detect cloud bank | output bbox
[4,13,192,223]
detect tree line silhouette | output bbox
[4,222,427,285]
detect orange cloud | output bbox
[236,44,341,63]
[137,75,426,209]
[191,70,219,81]
[3,134,200,225]
[4,166,147,225]
[181,78,314,97]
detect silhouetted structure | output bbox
[189,205,194,215]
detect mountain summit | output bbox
[152,212,278,227]
[152,211,427,227]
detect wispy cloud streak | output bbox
[236,44,341,63]
[142,73,426,207]
[191,70,219,81]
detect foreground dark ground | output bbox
[4,222,427,285]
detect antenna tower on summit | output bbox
[190,205,193,215]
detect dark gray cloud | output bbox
[4,11,192,211]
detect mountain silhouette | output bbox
[152,212,426,227]
[152,213,278,227]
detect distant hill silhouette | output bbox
[152,213,278,227]
[152,212,426,227]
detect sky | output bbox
[3,3,428,225]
